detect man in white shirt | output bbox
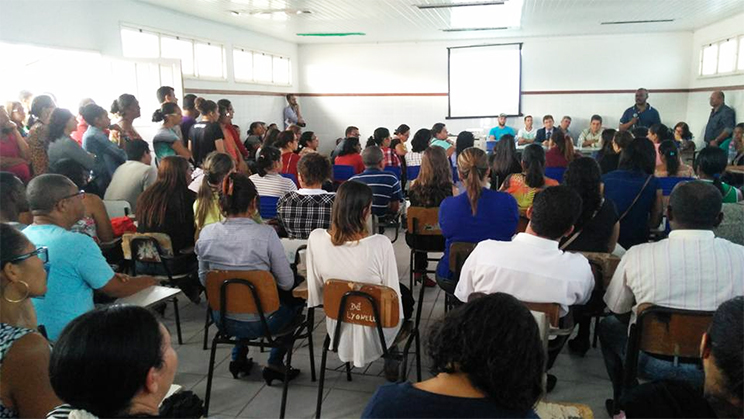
[104,139,157,212]
[599,181,744,407]
[455,186,595,390]
[578,114,605,148]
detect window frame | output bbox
[232,45,293,86]
[698,34,743,79]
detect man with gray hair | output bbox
[23,174,157,340]
[704,90,736,147]
[349,146,403,217]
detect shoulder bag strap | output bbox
[618,175,653,222]
[560,199,603,251]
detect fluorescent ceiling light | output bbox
[442,27,507,32]
[416,1,505,9]
[601,19,674,25]
[296,33,366,37]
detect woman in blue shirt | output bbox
[436,147,518,291]
[602,139,663,249]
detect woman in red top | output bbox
[334,137,365,174]
[366,127,400,167]
[217,99,249,174]
[545,130,578,168]
[277,130,300,185]
[0,107,31,183]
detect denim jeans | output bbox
[213,303,302,366]
[599,314,704,400]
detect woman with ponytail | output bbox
[545,130,578,168]
[109,94,142,147]
[655,140,693,178]
[366,127,400,168]
[195,173,301,383]
[189,98,225,167]
[194,152,235,236]
[152,102,191,164]
[648,123,673,166]
[694,146,742,203]
[249,146,297,199]
[25,94,56,175]
[436,147,519,292]
[501,144,559,216]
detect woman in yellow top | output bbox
[194,152,235,237]
[500,144,559,215]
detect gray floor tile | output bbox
[194,375,263,417]
[238,383,331,418]
[319,388,376,419]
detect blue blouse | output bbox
[602,170,660,249]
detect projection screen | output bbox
[447,43,522,119]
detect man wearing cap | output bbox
[619,88,661,131]
[488,113,516,142]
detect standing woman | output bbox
[109,94,142,147]
[4,102,27,137]
[46,108,95,171]
[501,144,559,216]
[277,131,300,183]
[180,94,200,148]
[298,131,319,156]
[217,99,250,168]
[24,95,56,176]
[437,148,519,292]
[405,128,429,168]
[81,104,127,196]
[367,127,400,168]
[189,98,225,167]
[0,224,62,418]
[152,102,191,164]
[0,107,31,184]
[489,134,522,190]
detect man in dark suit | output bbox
[535,114,557,144]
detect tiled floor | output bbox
[160,234,614,418]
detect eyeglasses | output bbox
[59,190,86,201]
[3,247,49,265]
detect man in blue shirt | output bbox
[23,174,157,340]
[704,90,736,147]
[488,113,516,142]
[619,88,661,132]
[349,146,402,217]
[283,94,305,129]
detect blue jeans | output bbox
[599,314,704,400]
[212,303,302,366]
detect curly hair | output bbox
[297,153,331,186]
[426,292,544,413]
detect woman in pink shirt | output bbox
[0,107,31,183]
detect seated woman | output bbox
[25,95,56,176]
[277,130,300,184]
[298,131,319,156]
[489,134,522,189]
[545,129,578,168]
[0,106,31,184]
[406,146,455,288]
[50,159,115,244]
[648,123,673,166]
[694,146,742,203]
[46,108,95,171]
[430,123,454,158]
[306,181,413,370]
[439,148,519,291]
[655,140,694,178]
[194,152,236,236]
[4,101,27,137]
[453,131,475,168]
[362,292,543,419]
[367,127,400,168]
[596,128,619,174]
[0,224,61,418]
[334,137,365,174]
[501,144,559,216]
[195,173,301,383]
[560,157,619,355]
[277,153,335,239]
[152,102,191,164]
[722,123,744,188]
[618,296,743,419]
[405,128,429,168]
[81,103,127,196]
[47,305,203,418]
[249,146,297,198]
[602,139,663,249]
[217,100,249,174]
[109,94,143,146]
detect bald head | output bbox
[27,174,77,215]
[710,90,725,108]
[668,181,723,230]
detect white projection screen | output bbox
[448,43,522,119]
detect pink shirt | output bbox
[0,133,31,182]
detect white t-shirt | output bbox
[517,127,537,141]
[249,172,297,197]
[306,230,403,367]
[454,233,594,316]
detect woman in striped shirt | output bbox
[249,146,297,198]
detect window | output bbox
[233,47,292,85]
[699,35,743,77]
[121,26,225,80]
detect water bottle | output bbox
[729,140,737,164]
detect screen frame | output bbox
[446,42,523,120]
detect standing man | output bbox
[619,88,661,132]
[704,90,736,147]
[488,113,516,142]
[156,86,178,104]
[284,94,305,129]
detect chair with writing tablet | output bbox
[406,207,443,327]
[314,279,421,418]
[445,241,476,313]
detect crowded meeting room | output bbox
[2,0,744,418]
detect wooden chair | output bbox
[620,304,713,400]
[445,242,476,312]
[315,279,420,418]
[203,270,314,418]
[406,207,443,287]
[122,233,186,344]
[577,252,621,348]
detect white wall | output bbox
[0,0,296,134]
[298,32,694,153]
[685,12,744,146]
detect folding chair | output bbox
[406,207,443,288]
[259,195,280,220]
[315,279,420,418]
[620,304,713,403]
[383,166,402,179]
[122,233,186,344]
[203,270,314,418]
[281,172,299,186]
[373,213,401,243]
[406,165,421,182]
[445,242,476,313]
[332,165,355,184]
[545,167,566,183]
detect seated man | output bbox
[454,185,594,389]
[349,146,403,217]
[578,114,605,148]
[104,139,158,212]
[0,172,29,229]
[23,174,158,341]
[488,113,516,142]
[600,181,744,409]
[277,153,335,240]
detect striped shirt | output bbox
[604,229,744,324]
[249,173,297,198]
[349,169,403,216]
